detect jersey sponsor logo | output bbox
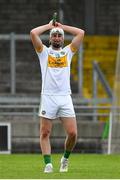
[48,54,68,68]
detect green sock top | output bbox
[64,150,71,159]
[43,154,51,164]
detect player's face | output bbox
[50,33,64,49]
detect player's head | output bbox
[49,27,64,49]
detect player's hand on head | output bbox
[49,20,63,29]
[55,22,63,29]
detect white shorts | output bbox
[38,95,75,119]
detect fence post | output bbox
[107,111,112,154]
[93,64,98,121]
[78,44,83,97]
[33,107,37,121]
[10,32,16,95]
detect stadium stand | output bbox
[0,0,120,153]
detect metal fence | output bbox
[0,33,83,96]
[0,33,114,121]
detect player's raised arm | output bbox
[55,22,85,51]
[30,21,54,52]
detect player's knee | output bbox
[40,129,51,139]
[68,130,77,139]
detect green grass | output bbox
[0,153,120,179]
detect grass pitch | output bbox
[0,153,120,179]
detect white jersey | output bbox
[36,44,76,95]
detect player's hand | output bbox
[53,21,64,29]
[49,20,55,29]
[49,20,63,29]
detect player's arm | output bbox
[30,21,54,52]
[55,22,85,51]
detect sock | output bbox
[43,155,51,165]
[63,150,71,159]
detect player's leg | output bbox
[38,95,59,172]
[62,117,77,151]
[61,117,77,155]
[40,117,52,154]
[60,117,77,172]
[40,117,53,173]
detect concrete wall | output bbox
[0,116,105,153]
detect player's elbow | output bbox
[30,29,36,38]
[79,29,85,37]
[77,30,85,42]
